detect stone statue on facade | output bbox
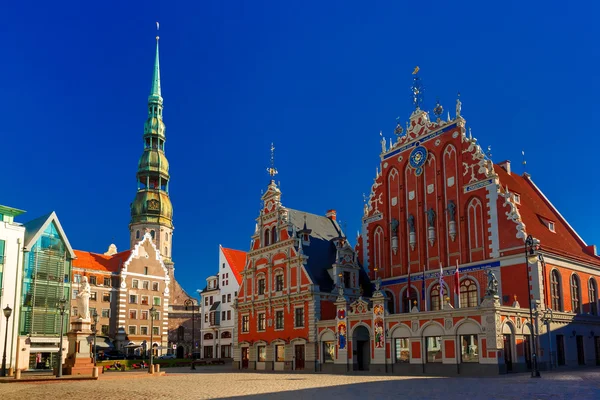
[426,208,436,227]
[486,270,499,296]
[77,276,91,320]
[407,215,415,233]
[390,218,399,235]
[456,96,462,117]
[447,200,456,221]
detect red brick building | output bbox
[233,178,370,371]
[314,73,600,375]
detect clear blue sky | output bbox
[2,1,599,297]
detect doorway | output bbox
[556,335,565,366]
[294,345,305,370]
[353,325,371,371]
[576,335,585,365]
[503,334,513,372]
[241,347,249,369]
[524,335,532,370]
[177,345,184,359]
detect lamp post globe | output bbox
[184,299,196,370]
[1,305,13,377]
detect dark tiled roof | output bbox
[209,301,221,311]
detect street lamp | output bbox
[92,310,98,367]
[1,304,13,377]
[184,298,196,370]
[56,298,67,378]
[525,235,541,378]
[149,306,157,374]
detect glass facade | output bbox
[20,221,72,336]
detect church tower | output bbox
[129,34,174,268]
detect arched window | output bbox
[150,230,156,240]
[430,284,442,311]
[164,246,168,256]
[402,288,418,313]
[264,229,270,247]
[221,331,232,339]
[136,230,140,239]
[165,232,168,242]
[571,274,581,313]
[460,279,478,308]
[271,228,277,244]
[204,333,213,340]
[384,290,395,314]
[589,279,598,316]
[551,270,562,311]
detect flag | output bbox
[156,21,160,31]
[454,260,460,308]
[421,270,426,311]
[406,264,411,299]
[439,262,444,309]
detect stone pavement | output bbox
[0,366,598,399]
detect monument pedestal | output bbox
[63,318,95,375]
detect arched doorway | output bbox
[402,287,419,312]
[352,325,370,371]
[177,345,184,359]
[502,323,515,373]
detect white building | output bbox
[199,245,246,360]
[0,204,26,374]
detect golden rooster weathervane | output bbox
[266,142,278,177]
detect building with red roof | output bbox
[313,72,600,375]
[199,245,246,360]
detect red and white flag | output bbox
[406,264,411,299]
[454,260,461,308]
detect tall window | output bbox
[460,334,479,363]
[242,315,249,333]
[271,228,277,245]
[257,346,266,362]
[103,277,111,287]
[258,278,266,295]
[275,344,285,362]
[394,338,410,363]
[275,310,284,329]
[460,279,478,307]
[275,274,284,292]
[258,313,266,331]
[89,276,97,285]
[430,285,442,311]
[589,279,598,316]
[571,274,581,313]
[551,270,562,311]
[295,307,304,328]
[323,342,335,363]
[264,229,270,246]
[132,279,139,289]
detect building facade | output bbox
[314,72,600,375]
[233,176,370,371]
[200,245,246,360]
[0,205,26,373]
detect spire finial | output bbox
[522,150,527,173]
[456,92,462,117]
[150,22,161,98]
[411,66,423,110]
[266,142,278,177]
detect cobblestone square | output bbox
[1,366,599,399]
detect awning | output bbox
[94,336,115,349]
[209,301,221,311]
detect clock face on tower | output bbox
[409,145,428,176]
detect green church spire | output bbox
[150,36,161,100]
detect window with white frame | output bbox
[258,313,266,331]
[101,309,110,318]
[140,326,148,335]
[152,282,159,291]
[102,292,111,302]
[257,346,266,362]
[275,310,284,330]
[132,279,139,289]
[242,315,249,333]
[143,281,149,290]
[129,295,138,304]
[128,326,137,335]
[294,307,304,328]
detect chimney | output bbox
[498,160,511,175]
[326,209,337,221]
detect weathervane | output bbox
[266,142,278,177]
[156,21,160,41]
[433,97,443,119]
[394,116,404,135]
[411,66,424,110]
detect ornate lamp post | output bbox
[1,304,13,377]
[525,235,541,378]
[92,310,98,367]
[56,298,67,378]
[149,306,157,374]
[184,298,196,370]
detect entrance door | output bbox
[503,334,513,372]
[241,347,249,369]
[524,335,532,370]
[295,345,305,370]
[556,335,566,366]
[353,325,371,371]
[576,335,585,365]
[177,346,184,359]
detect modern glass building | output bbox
[19,212,75,370]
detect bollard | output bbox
[15,369,21,380]
[92,367,99,378]
[154,364,160,373]
[8,367,14,377]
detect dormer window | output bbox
[513,193,521,204]
[548,221,555,232]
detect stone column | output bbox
[371,289,386,373]
[334,291,349,373]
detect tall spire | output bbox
[150,35,161,99]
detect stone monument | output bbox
[63,277,96,375]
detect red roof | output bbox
[495,165,600,266]
[221,246,247,284]
[73,249,132,272]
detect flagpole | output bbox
[455,260,461,309]
[439,262,444,310]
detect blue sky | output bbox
[2,1,599,297]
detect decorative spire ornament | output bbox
[456,92,462,117]
[411,66,424,110]
[394,116,404,135]
[433,98,443,120]
[266,142,278,177]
